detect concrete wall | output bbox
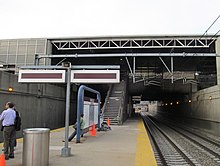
[191,85,220,122]
[0,71,77,141]
[159,85,220,136]
[186,85,220,135]
[216,37,220,84]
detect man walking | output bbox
[68,114,85,142]
[0,102,16,160]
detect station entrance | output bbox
[32,35,219,125]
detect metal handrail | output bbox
[118,81,126,124]
[102,84,112,118]
[76,85,101,143]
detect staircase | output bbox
[102,81,126,125]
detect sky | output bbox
[0,0,220,39]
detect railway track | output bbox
[142,114,198,166]
[141,112,220,166]
[152,117,220,163]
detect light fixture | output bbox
[209,96,212,100]
[188,100,192,103]
[8,87,13,92]
[176,101,179,105]
[62,62,71,68]
[195,72,199,76]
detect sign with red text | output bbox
[71,70,120,83]
[18,70,66,83]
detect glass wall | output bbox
[0,38,48,66]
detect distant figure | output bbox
[68,114,85,142]
[0,102,16,160]
[98,122,111,131]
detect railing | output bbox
[118,80,127,125]
[76,85,101,143]
[102,79,127,124]
[101,84,112,119]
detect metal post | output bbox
[125,57,134,83]
[159,57,172,74]
[34,54,39,66]
[97,94,101,129]
[133,56,136,83]
[171,56,174,84]
[61,67,71,157]
[76,87,84,143]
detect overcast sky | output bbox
[0,0,219,39]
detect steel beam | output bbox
[38,53,216,59]
[20,65,120,70]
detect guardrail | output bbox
[102,84,112,118]
[118,80,127,125]
[76,85,101,143]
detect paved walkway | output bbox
[1,117,157,166]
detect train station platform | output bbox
[1,117,157,166]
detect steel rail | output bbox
[156,118,220,160]
[142,114,196,166]
[141,116,167,165]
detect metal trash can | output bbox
[23,128,50,166]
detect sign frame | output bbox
[71,70,120,83]
[18,70,66,83]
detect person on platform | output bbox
[0,102,16,160]
[68,114,85,142]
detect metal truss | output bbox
[125,56,198,84]
[51,36,217,50]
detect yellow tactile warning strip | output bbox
[135,119,157,166]
[0,137,23,149]
[50,127,65,133]
[0,127,66,148]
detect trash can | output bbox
[22,128,50,166]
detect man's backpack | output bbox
[14,110,21,131]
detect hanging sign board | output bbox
[18,70,66,83]
[71,70,120,83]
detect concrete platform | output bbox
[1,117,157,166]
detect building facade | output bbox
[0,38,49,70]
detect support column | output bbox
[216,37,220,85]
[61,67,71,157]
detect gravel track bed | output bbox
[143,115,195,166]
[158,123,219,166]
[142,113,220,166]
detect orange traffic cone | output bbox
[107,118,110,126]
[0,154,6,166]
[90,124,96,136]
